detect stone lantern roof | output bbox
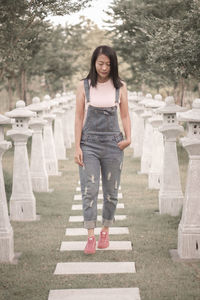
[5,100,36,118]
[178,98,200,122]
[140,93,153,106]
[156,96,186,114]
[144,95,164,109]
[0,114,13,125]
[28,97,48,113]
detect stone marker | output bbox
[6,101,37,221]
[43,95,60,176]
[65,227,129,236]
[148,112,164,189]
[61,92,72,149]
[28,97,51,192]
[0,114,14,262]
[53,94,66,160]
[60,241,132,251]
[140,95,154,174]
[132,98,144,158]
[48,288,141,300]
[177,99,200,259]
[54,262,136,275]
[156,96,184,216]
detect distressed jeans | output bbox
[79,133,124,229]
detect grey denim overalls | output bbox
[79,79,124,229]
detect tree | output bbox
[0,0,92,105]
[107,0,200,102]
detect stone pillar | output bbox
[43,95,60,176]
[178,99,200,259]
[133,104,144,158]
[61,92,72,149]
[0,115,14,262]
[128,91,138,150]
[28,97,51,192]
[140,109,153,174]
[53,94,66,160]
[157,96,184,216]
[6,101,37,221]
[148,113,164,189]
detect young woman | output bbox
[74,45,131,254]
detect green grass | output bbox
[1,142,200,300]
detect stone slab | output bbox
[69,215,127,222]
[65,227,129,236]
[71,203,124,210]
[48,288,141,300]
[60,241,132,251]
[54,262,136,275]
[74,193,123,201]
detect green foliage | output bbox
[0,0,92,101]
[107,0,200,94]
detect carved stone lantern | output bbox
[42,95,60,176]
[177,98,200,259]
[139,94,154,174]
[6,101,37,221]
[62,92,72,149]
[28,97,52,192]
[52,94,66,160]
[0,114,14,262]
[147,97,164,189]
[156,96,184,216]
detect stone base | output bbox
[170,249,200,262]
[140,160,150,174]
[0,229,14,262]
[45,162,59,176]
[159,193,183,216]
[10,198,37,221]
[31,176,49,193]
[148,172,161,189]
[178,225,200,259]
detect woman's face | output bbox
[95,54,111,82]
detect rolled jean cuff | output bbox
[102,218,114,227]
[84,220,96,229]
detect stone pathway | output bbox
[48,180,141,299]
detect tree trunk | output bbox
[180,76,185,107]
[21,69,27,103]
[14,76,20,99]
[198,82,200,97]
[7,77,13,110]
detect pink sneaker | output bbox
[98,230,109,249]
[84,236,96,254]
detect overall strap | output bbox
[115,88,120,104]
[84,79,90,103]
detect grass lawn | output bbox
[0,142,200,300]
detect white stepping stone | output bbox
[54,262,136,275]
[69,215,126,222]
[76,186,121,192]
[48,288,141,300]
[60,241,132,251]
[74,193,123,201]
[65,227,129,236]
[71,203,124,210]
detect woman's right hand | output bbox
[74,147,84,166]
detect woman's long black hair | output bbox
[86,45,123,89]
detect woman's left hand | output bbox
[117,139,131,150]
